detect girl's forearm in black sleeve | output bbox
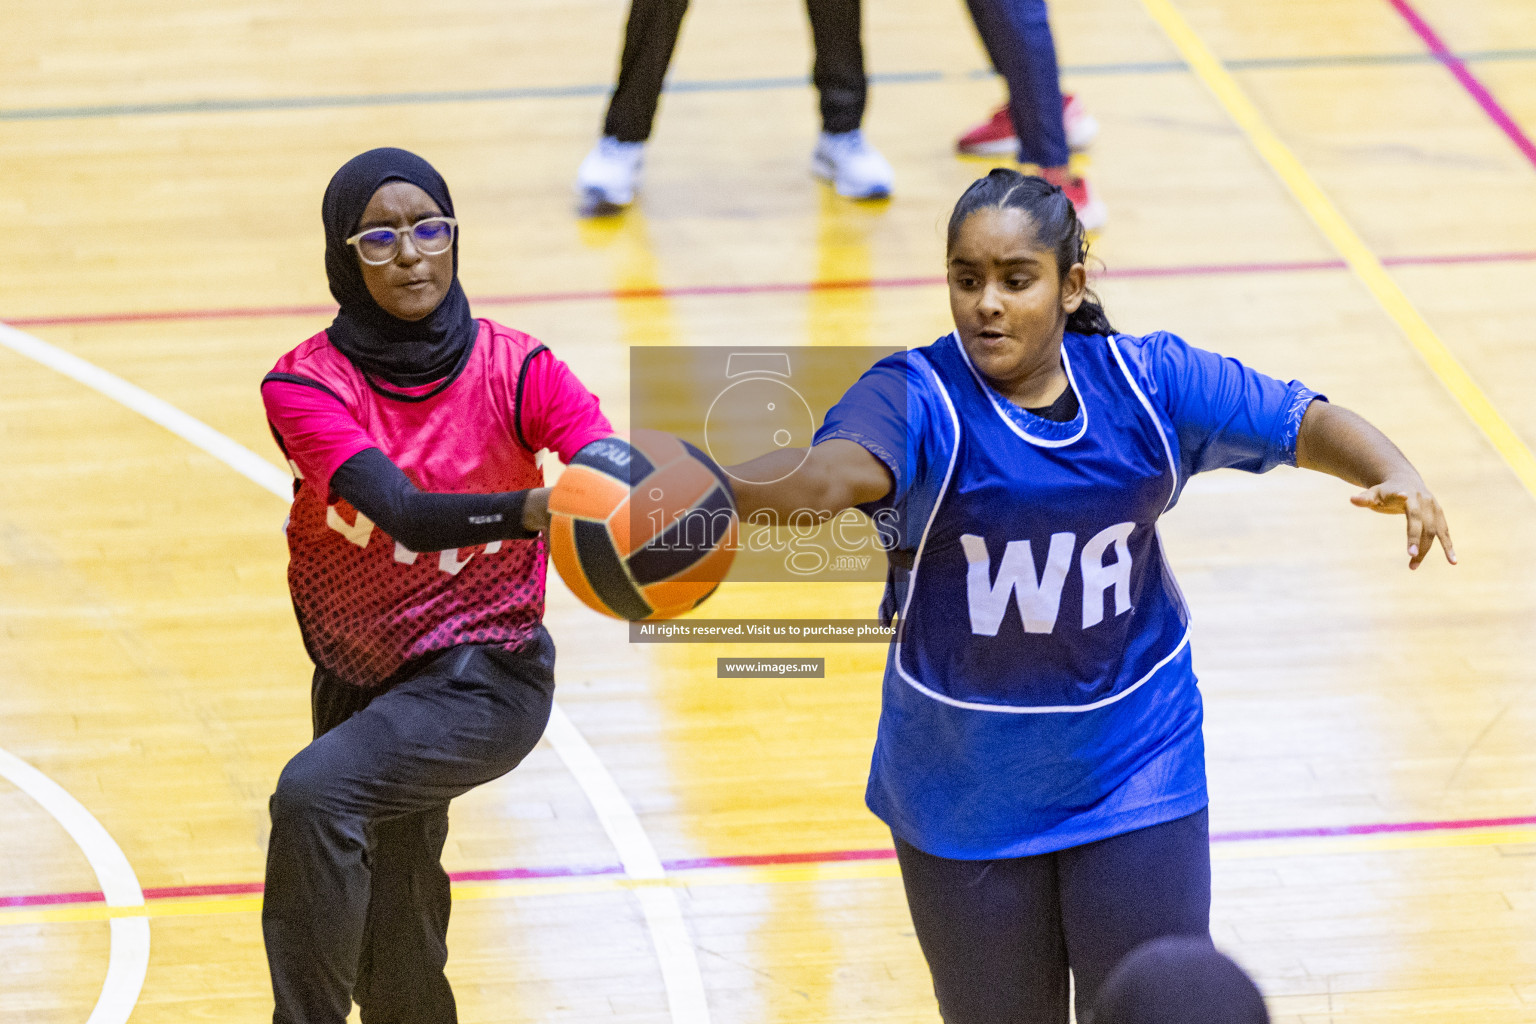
[329,447,539,552]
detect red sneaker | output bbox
[956,95,1099,156]
[1040,168,1107,231]
[956,105,1016,156]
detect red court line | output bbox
[0,880,300,908]
[6,251,1536,330]
[664,847,900,872]
[8,812,1536,911]
[0,864,624,908]
[1210,813,1536,843]
[1384,250,1536,267]
[1384,0,1536,172]
[446,863,625,884]
[5,303,341,329]
[0,889,113,908]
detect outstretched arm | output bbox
[1295,401,1456,570]
[332,448,551,549]
[730,439,894,521]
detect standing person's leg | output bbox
[805,0,893,199]
[963,0,1068,169]
[1056,808,1213,1021]
[602,0,692,143]
[894,836,1071,1023]
[262,635,555,1024]
[804,0,865,134]
[578,0,689,211]
[957,0,1097,157]
[958,0,1105,228]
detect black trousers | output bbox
[895,809,1212,1024]
[263,633,555,1024]
[602,0,867,142]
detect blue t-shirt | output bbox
[815,331,1321,859]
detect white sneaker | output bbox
[1063,94,1100,152]
[811,130,893,200]
[576,137,645,214]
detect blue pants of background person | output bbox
[263,634,556,1024]
[964,0,1070,167]
[895,809,1212,1024]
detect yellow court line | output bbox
[1136,0,1536,502]
[6,828,1535,928]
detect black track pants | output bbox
[263,633,555,1024]
[602,0,867,141]
[896,808,1213,1024]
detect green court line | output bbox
[4,49,1535,122]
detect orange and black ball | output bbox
[548,430,738,621]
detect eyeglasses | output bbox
[346,217,458,265]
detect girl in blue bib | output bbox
[730,168,1455,1023]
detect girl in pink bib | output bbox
[259,148,611,1024]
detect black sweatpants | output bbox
[602,0,867,142]
[895,809,1212,1024]
[262,633,555,1024]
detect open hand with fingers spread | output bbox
[1295,401,1457,572]
[1349,475,1456,570]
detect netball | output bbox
[549,430,738,621]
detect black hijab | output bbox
[322,147,478,387]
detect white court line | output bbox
[0,323,294,497]
[0,321,712,1024]
[543,709,711,1024]
[0,747,149,1024]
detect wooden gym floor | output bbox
[4,0,1536,1020]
